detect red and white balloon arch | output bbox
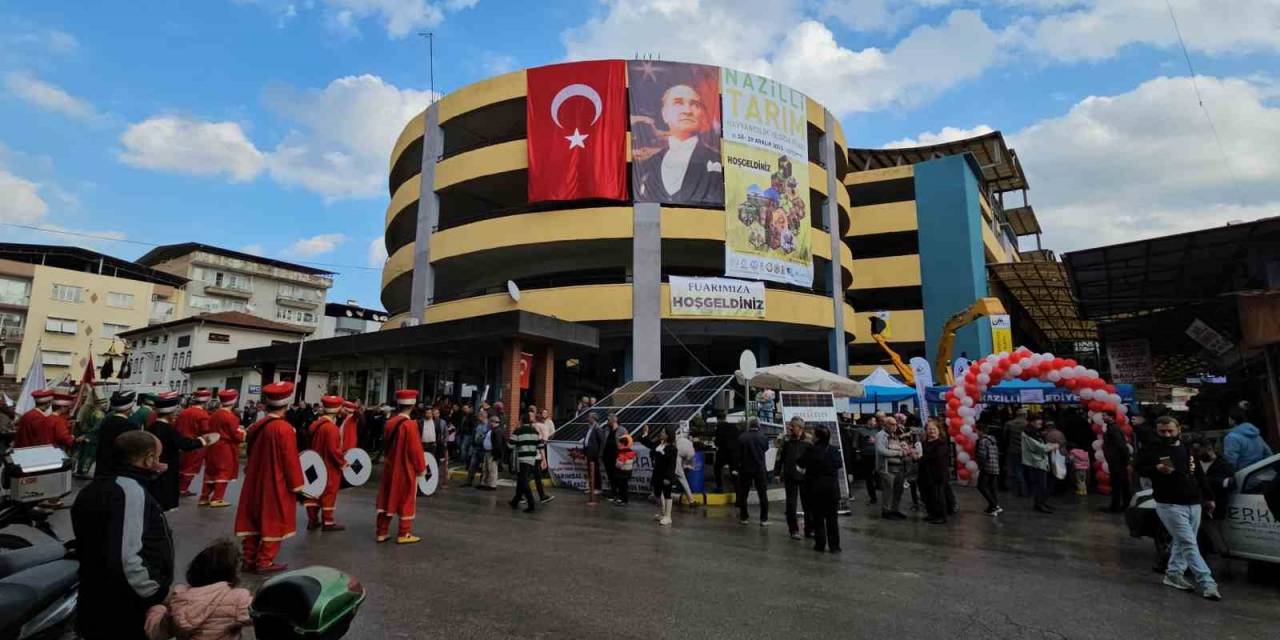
[942,347,1131,494]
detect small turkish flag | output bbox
[526,60,627,202]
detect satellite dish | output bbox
[506,280,521,302]
[739,349,757,380]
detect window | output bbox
[44,317,77,335]
[101,322,130,338]
[177,335,191,348]
[194,267,252,293]
[106,292,135,309]
[41,350,72,367]
[0,276,30,306]
[51,284,83,303]
[151,299,175,321]
[278,284,320,301]
[275,308,317,324]
[208,333,230,344]
[2,347,16,365]
[189,295,246,313]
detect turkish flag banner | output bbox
[519,352,533,390]
[526,60,628,202]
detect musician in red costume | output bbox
[376,389,426,544]
[234,381,305,573]
[200,389,247,507]
[305,395,348,532]
[39,389,77,451]
[12,388,54,448]
[339,400,359,452]
[175,388,212,496]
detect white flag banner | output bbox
[15,351,46,415]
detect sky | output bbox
[1,1,1278,306]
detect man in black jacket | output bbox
[72,429,175,640]
[736,418,770,526]
[94,390,140,477]
[1136,416,1221,601]
[777,417,811,539]
[1102,418,1132,513]
[712,417,739,492]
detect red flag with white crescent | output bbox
[526,60,628,202]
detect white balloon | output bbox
[1118,405,1129,415]
[953,386,966,399]
[1008,364,1023,376]
[998,351,1010,360]
[977,373,990,385]
[1060,367,1076,379]
[1110,393,1123,406]
[979,362,993,374]
[1043,352,1054,360]
[1073,365,1088,377]
[961,396,974,407]
[1092,413,1106,425]
[1086,368,1099,379]
[1091,439,1103,451]
[958,406,973,418]
[965,461,979,473]
[1079,388,1095,400]
[957,451,971,464]
[960,424,975,437]
[1101,462,1110,474]
[1047,370,1062,382]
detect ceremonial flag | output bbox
[15,350,45,414]
[526,60,627,202]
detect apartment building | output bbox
[315,301,388,340]
[0,244,186,394]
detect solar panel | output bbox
[667,375,733,405]
[549,375,734,442]
[632,377,696,406]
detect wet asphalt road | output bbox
[52,473,1278,639]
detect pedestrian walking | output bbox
[875,417,908,520]
[1069,444,1091,497]
[485,413,508,490]
[1021,421,1056,514]
[72,429,174,640]
[674,424,697,507]
[1136,416,1222,601]
[712,416,739,492]
[796,425,842,553]
[510,415,543,513]
[603,413,626,503]
[95,391,141,478]
[736,418,769,526]
[376,390,427,544]
[918,419,949,524]
[1223,407,1271,470]
[639,424,678,526]
[464,410,491,487]
[975,422,1002,515]
[583,412,607,504]
[613,431,636,505]
[1004,410,1028,495]
[146,393,218,511]
[1102,418,1132,512]
[777,417,811,539]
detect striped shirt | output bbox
[512,425,541,466]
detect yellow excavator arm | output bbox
[868,316,914,386]
[935,297,1007,385]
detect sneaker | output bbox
[983,506,996,515]
[540,495,555,504]
[1163,574,1194,591]
[658,517,671,526]
[889,511,908,520]
[759,521,769,527]
[790,532,803,540]
[994,507,1004,515]
[1202,585,1222,601]
[739,519,750,525]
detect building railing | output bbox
[0,326,24,341]
[0,294,29,307]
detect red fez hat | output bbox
[342,400,357,411]
[31,389,54,402]
[154,391,181,414]
[52,391,75,407]
[394,389,418,406]
[263,381,295,408]
[192,388,212,401]
[218,389,239,403]
[320,395,343,412]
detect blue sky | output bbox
[2,1,1278,306]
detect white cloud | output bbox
[0,169,48,223]
[4,72,100,121]
[1004,0,1280,62]
[241,243,265,256]
[481,52,516,76]
[3,26,78,55]
[264,74,435,199]
[884,124,994,148]
[286,233,346,257]
[238,0,476,38]
[118,115,266,182]
[563,2,999,115]
[819,0,955,34]
[1010,75,1280,251]
[367,236,388,267]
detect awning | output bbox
[988,261,1097,343]
[1004,206,1042,236]
[736,362,864,398]
[849,130,1028,192]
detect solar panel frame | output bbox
[549,375,735,442]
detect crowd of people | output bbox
[2,380,1274,638]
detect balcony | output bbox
[0,294,29,308]
[276,292,320,310]
[0,326,24,342]
[203,284,253,299]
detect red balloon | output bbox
[1091,424,1103,434]
[1097,471,1110,483]
[964,372,977,384]
[1104,384,1117,394]
[1064,359,1077,369]
[947,397,961,409]
[1064,379,1079,390]
[953,434,968,447]
[964,442,977,455]
[957,468,971,481]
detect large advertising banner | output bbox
[668,275,765,318]
[720,68,812,287]
[628,61,723,207]
[546,441,653,494]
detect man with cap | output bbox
[95,390,141,477]
[201,389,247,507]
[305,395,349,531]
[175,388,213,496]
[145,392,218,511]
[339,400,359,453]
[39,388,77,451]
[376,389,426,544]
[12,388,55,448]
[235,381,306,573]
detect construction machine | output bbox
[866,296,1008,387]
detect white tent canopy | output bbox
[857,367,911,389]
[735,362,864,398]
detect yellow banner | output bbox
[723,140,812,286]
[990,314,1013,354]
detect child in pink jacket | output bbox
[1069,446,1092,496]
[146,540,253,640]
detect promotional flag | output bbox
[627,60,723,206]
[526,60,628,202]
[15,350,46,414]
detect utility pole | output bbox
[418,31,434,98]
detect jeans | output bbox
[878,468,905,514]
[1155,502,1216,588]
[736,470,768,522]
[459,437,473,469]
[783,478,809,535]
[1024,467,1049,508]
[465,449,485,485]
[1006,453,1025,495]
[977,471,1000,510]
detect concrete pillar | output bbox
[500,339,523,427]
[823,110,849,377]
[532,344,555,414]
[632,202,662,380]
[410,103,443,322]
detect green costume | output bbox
[75,407,104,476]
